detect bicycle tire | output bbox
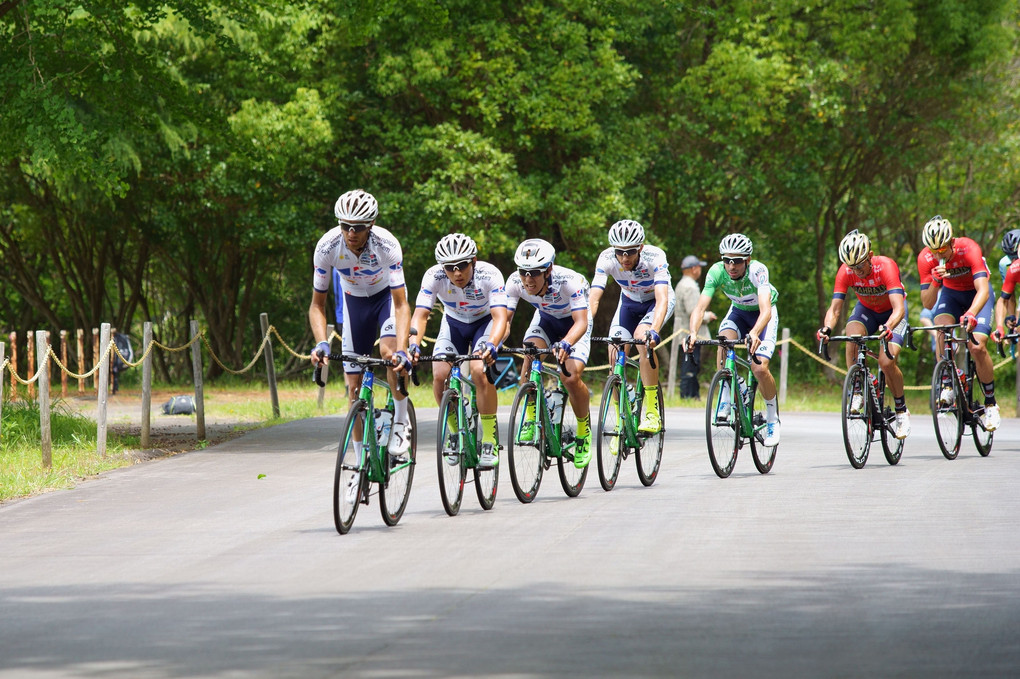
[705,369,738,478]
[931,359,963,460]
[879,397,904,466]
[556,389,588,497]
[436,389,466,516]
[380,399,416,526]
[473,407,499,510]
[636,386,664,485]
[748,382,776,474]
[972,399,993,457]
[333,400,367,534]
[596,374,624,491]
[508,380,544,503]
[841,364,872,469]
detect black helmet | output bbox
[1000,229,1020,261]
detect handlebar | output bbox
[995,332,1020,358]
[501,342,571,377]
[906,322,977,348]
[590,335,657,370]
[313,351,409,395]
[414,353,496,384]
[817,334,892,363]
[694,336,761,365]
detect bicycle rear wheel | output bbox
[972,400,993,457]
[596,374,624,491]
[556,393,588,497]
[748,383,776,474]
[841,364,872,469]
[508,381,544,503]
[473,409,499,510]
[931,359,963,460]
[437,389,466,516]
[333,400,367,535]
[879,400,903,466]
[705,369,738,478]
[636,387,664,485]
[380,400,416,526]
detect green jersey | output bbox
[702,260,779,312]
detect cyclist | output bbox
[588,219,675,434]
[992,234,1020,345]
[409,233,509,468]
[309,189,414,455]
[817,230,911,439]
[682,233,782,446]
[998,229,1020,285]
[917,215,999,431]
[502,238,593,468]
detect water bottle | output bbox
[956,367,968,392]
[626,384,636,405]
[736,375,749,406]
[547,391,565,422]
[376,409,392,447]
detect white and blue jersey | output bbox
[312,225,405,296]
[591,244,673,304]
[505,266,592,364]
[415,261,507,324]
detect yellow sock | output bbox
[576,414,590,438]
[525,401,537,422]
[481,414,498,445]
[645,384,660,408]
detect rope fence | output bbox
[3,316,1018,469]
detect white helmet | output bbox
[608,220,645,248]
[514,238,556,270]
[838,229,871,267]
[334,189,378,224]
[434,233,478,264]
[922,215,953,250]
[719,233,753,257]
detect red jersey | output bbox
[917,236,988,292]
[833,255,904,313]
[1001,258,1020,297]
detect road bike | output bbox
[913,323,993,459]
[818,334,903,469]
[416,351,498,516]
[695,337,777,478]
[314,353,417,534]
[503,344,587,502]
[591,335,663,490]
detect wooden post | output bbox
[8,331,16,400]
[92,328,99,391]
[190,320,206,441]
[317,323,334,410]
[37,331,52,468]
[141,322,153,448]
[26,331,35,400]
[0,341,5,434]
[76,328,85,394]
[779,327,790,406]
[260,313,280,419]
[666,311,682,398]
[60,330,68,398]
[97,324,111,457]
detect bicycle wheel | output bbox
[508,381,544,503]
[636,385,664,485]
[841,364,872,469]
[705,369,738,478]
[879,402,904,466]
[473,408,499,510]
[333,400,367,535]
[596,374,624,491]
[972,399,993,457]
[931,359,963,460]
[380,399,416,526]
[436,389,466,516]
[748,382,777,474]
[556,394,588,497]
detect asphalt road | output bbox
[2,406,1019,678]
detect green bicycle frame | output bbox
[525,359,567,459]
[448,363,481,468]
[350,369,410,484]
[720,346,758,439]
[610,349,646,451]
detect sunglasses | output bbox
[339,221,371,233]
[849,260,870,271]
[518,267,547,278]
[614,248,640,258]
[722,256,747,265]
[443,260,472,273]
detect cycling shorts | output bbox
[933,287,993,336]
[718,305,779,360]
[523,310,592,365]
[342,288,396,374]
[610,295,675,340]
[433,315,493,356]
[846,302,909,347]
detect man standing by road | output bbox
[673,255,716,400]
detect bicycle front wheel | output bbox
[748,383,776,474]
[841,364,872,469]
[333,400,367,535]
[705,369,738,478]
[437,389,466,516]
[508,381,544,503]
[972,401,993,457]
[380,399,416,526]
[636,386,664,485]
[596,374,624,491]
[931,359,963,460]
[879,399,903,465]
[556,397,588,497]
[473,411,499,510]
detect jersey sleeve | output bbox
[1002,262,1020,297]
[312,231,336,293]
[568,275,590,313]
[414,267,440,309]
[879,258,905,295]
[590,250,612,290]
[832,264,851,299]
[917,250,936,288]
[386,240,406,289]
[652,250,672,287]
[701,262,725,298]
[504,274,522,313]
[488,267,508,309]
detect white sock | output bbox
[765,397,778,422]
[393,397,408,425]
